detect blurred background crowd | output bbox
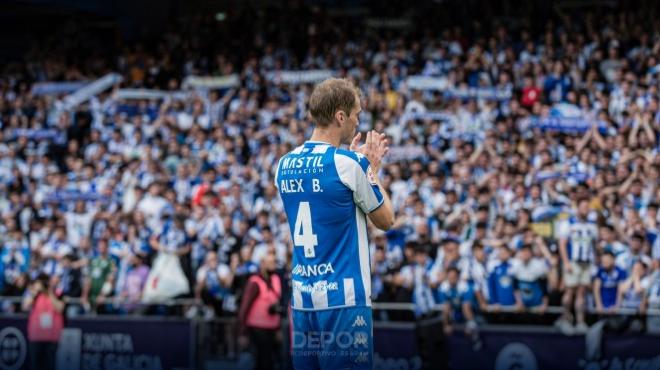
[0,0,658,337]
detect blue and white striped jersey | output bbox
[276,141,384,311]
[558,216,598,263]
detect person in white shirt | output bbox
[616,233,652,275]
[64,201,96,249]
[511,244,549,312]
[137,182,170,232]
[195,251,236,316]
[40,227,72,276]
[557,198,598,334]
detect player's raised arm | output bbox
[350,130,394,230]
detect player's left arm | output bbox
[350,131,394,230]
[368,173,395,231]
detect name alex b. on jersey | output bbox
[280,178,324,193]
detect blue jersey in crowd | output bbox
[276,141,384,311]
[595,266,627,308]
[487,260,516,306]
[438,280,471,322]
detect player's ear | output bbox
[334,110,346,126]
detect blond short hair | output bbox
[308,78,361,127]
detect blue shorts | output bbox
[291,306,373,370]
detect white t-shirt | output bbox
[137,195,169,231]
[65,211,95,247]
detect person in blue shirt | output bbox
[276,78,394,370]
[1,230,31,295]
[487,246,517,307]
[439,267,481,350]
[440,267,475,334]
[594,250,627,312]
[543,61,573,102]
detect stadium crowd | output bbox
[0,6,659,337]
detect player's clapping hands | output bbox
[350,130,389,172]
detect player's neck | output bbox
[309,128,341,147]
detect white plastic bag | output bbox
[142,252,190,303]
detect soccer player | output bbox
[275,78,394,369]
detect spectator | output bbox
[238,251,282,370]
[399,244,435,317]
[511,244,549,312]
[616,232,652,274]
[118,254,150,314]
[487,246,516,308]
[81,239,117,313]
[22,274,64,370]
[557,197,599,334]
[593,250,628,313]
[195,251,236,317]
[458,242,488,311]
[53,253,83,301]
[618,260,649,313]
[1,229,30,295]
[440,267,476,337]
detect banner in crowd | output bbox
[526,116,608,134]
[386,145,428,162]
[402,111,454,122]
[31,82,88,96]
[61,73,123,110]
[365,17,413,29]
[0,316,193,370]
[45,191,109,204]
[406,76,512,101]
[535,170,590,183]
[265,70,334,85]
[443,86,512,101]
[406,76,449,91]
[8,128,62,142]
[114,89,189,101]
[181,74,240,89]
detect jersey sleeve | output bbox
[273,155,285,189]
[334,150,384,213]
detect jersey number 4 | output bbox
[294,201,318,258]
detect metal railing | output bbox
[2,296,659,317]
[371,301,660,316]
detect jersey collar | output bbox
[305,140,333,146]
